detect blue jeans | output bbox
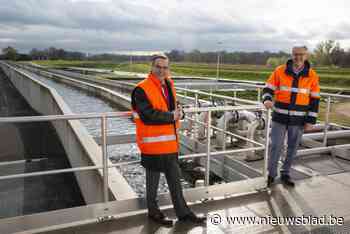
[268,121,304,178]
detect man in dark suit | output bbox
[131,54,206,226]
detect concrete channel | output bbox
[0,68,85,218]
[0,62,137,204]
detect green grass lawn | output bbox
[318,101,350,126]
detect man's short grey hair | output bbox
[292,46,308,51]
[151,54,168,65]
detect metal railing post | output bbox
[323,96,331,146]
[194,92,199,138]
[205,110,212,186]
[210,88,213,103]
[257,88,261,102]
[101,115,109,203]
[222,100,227,151]
[263,109,272,184]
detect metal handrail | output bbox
[0,112,132,123]
[0,105,270,201]
[177,87,259,105]
[178,83,350,147]
[185,116,264,147]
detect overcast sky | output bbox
[0,0,349,54]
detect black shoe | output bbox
[280,174,295,187]
[148,213,174,226]
[178,212,207,224]
[267,176,274,187]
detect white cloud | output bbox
[0,0,349,53]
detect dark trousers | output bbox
[146,160,191,218]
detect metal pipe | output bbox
[176,84,350,100]
[302,130,350,141]
[0,158,47,166]
[215,110,258,147]
[176,87,259,105]
[263,109,272,184]
[194,92,199,138]
[238,110,257,123]
[0,104,266,124]
[0,165,102,181]
[108,160,140,167]
[0,112,132,123]
[101,116,108,203]
[222,100,227,151]
[245,120,263,161]
[205,111,212,186]
[184,104,263,114]
[185,116,264,147]
[296,144,350,157]
[323,96,331,146]
[179,146,265,159]
[210,88,213,102]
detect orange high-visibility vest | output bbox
[266,65,320,104]
[132,73,180,155]
[264,63,320,119]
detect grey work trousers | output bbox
[268,121,304,178]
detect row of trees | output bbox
[311,40,350,67]
[29,47,86,60]
[0,46,86,61]
[0,46,153,63]
[1,40,350,67]
[166,49,290,65]
[166,40,350,67]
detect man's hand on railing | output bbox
[304,123,314,132]
[263,100,273,109]
[173,108,183,121]
[173,102,185,121]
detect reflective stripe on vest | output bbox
[310,92,320,98]
[265,83,277,90]
[279,86,310,94]
[308,112,318,117]
[142,134,177,143]
[273,107,307,116]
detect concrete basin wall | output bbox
[0,61,137,204]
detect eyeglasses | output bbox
[155,65,169,70]
[293,53,306,57]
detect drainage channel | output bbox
[0,68,85,218]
